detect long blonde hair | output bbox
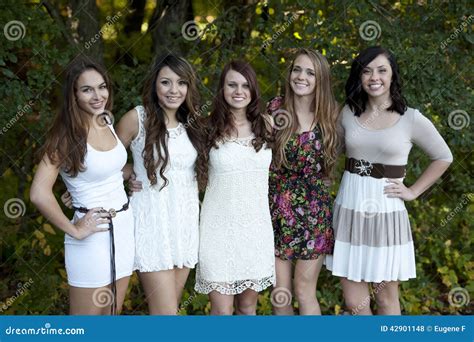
[273,48,339,177]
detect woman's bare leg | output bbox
[235,289,258,315]
[340,277,372,315]
[272,258,294,315]
[294,257,324,315]
[139,270,178,315]
[69,276,130,315]
[373,281,401,315]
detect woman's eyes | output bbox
[292,67,314,76]
[160,80,187,86]
[362,69,387,74]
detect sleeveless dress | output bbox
[130,105,199,272]
[325,105,453,282]
[195,136,275,295]
[61,125,135,287]
[268,96,334,260]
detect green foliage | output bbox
[0,0,472,315]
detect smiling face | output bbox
[223,69,251,112]
[75,69,109,116]
[290,54,316,97]
[155,66,188,112]
[360,54,393,102]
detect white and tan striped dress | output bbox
[325,105,452,282]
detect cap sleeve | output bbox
[410,109,453,162]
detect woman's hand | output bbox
[73,208,111,240]
[384,179,417,201]
[61,191,73,209]
[128,172,143,195]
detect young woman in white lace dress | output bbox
[194,60,275,315]
[114,54,205,314]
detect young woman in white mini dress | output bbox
[31,58,135,315]
[117,54,205,314]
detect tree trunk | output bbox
[121,0,146,66]
[70,0,103,61]
[149,0,194,57]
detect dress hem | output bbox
[194,275,275,295]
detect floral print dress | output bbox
[268,97,334,260]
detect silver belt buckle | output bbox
[108,208,117,218]
[355,159,373,176]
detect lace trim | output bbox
[219,134,255,147]
[195,275,274,295]
[167,123,186,139]
[135,105,146,141]
[134,106,186,141]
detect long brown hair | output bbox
[197,60,271,189]
[273,49,339,177]
[39,57,113,176]
[142,53,205,189]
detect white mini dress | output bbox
[130,105,199,272]
[60,125,135,288]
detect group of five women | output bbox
[30,46,453,315]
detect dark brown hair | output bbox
[345,46,407,116]
[142,53,205,189]
[39,57,113,176]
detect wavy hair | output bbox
[197,60,271,189]
[39,57,113,176]
[272,49,339,177]
[345,46,407,116]
[142,53,205,189]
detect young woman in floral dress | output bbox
[267,48,339,315]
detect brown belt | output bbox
[345,158,406,179]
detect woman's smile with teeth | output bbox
[369,83,383,90]
[90,101,104,109]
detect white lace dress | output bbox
[195,136,275,295]
[130,105,199,272]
